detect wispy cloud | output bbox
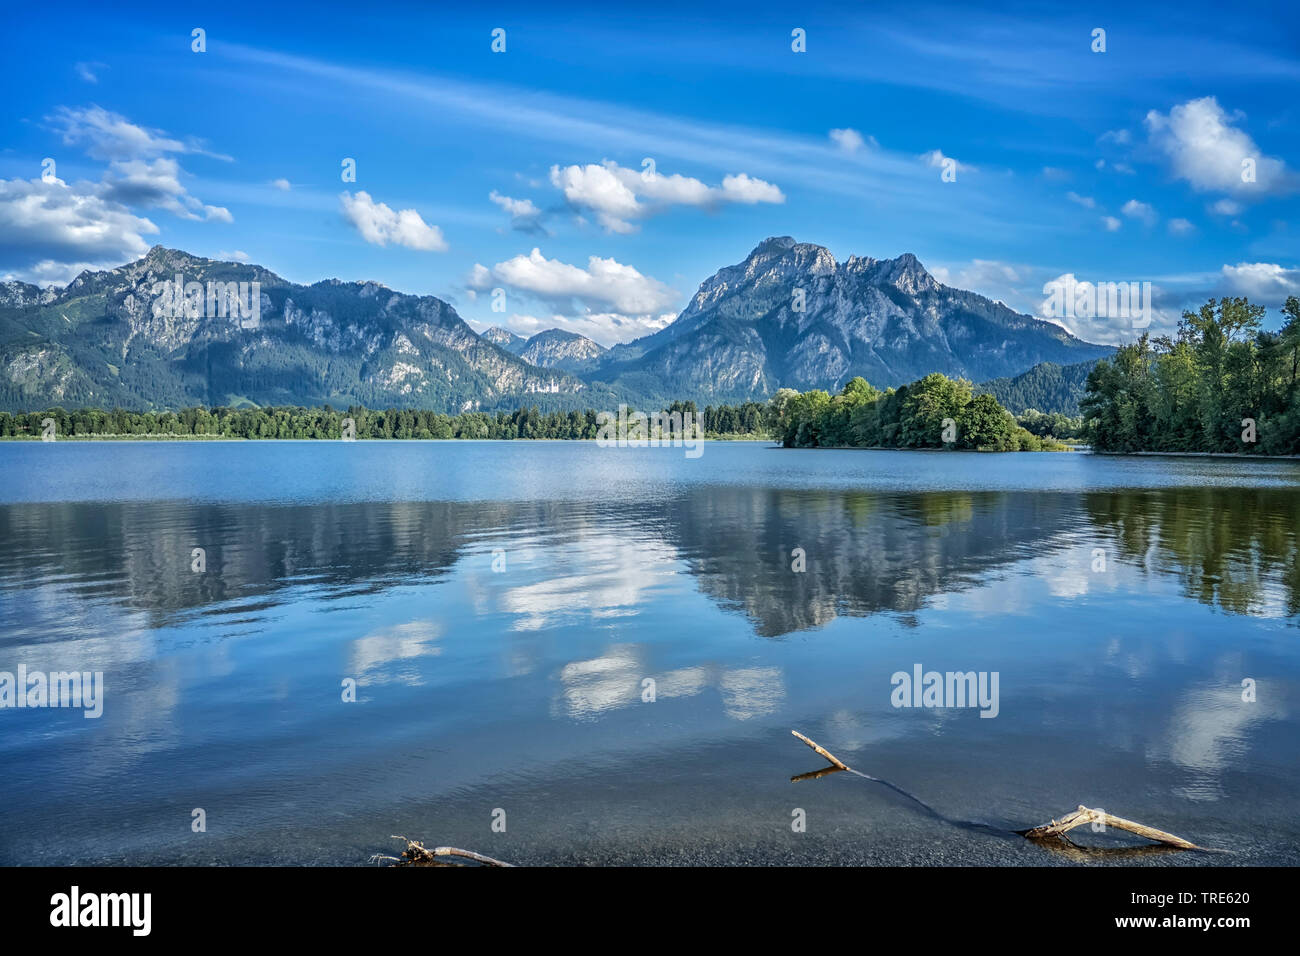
[217,43,1039,235]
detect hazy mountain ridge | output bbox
[476,326,608,373]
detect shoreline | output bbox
[1094,449,1300,461]
[775,444,1300,460]
[0,434,774,443]
[1,436,1296,460]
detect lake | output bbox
[1,440,1297,866]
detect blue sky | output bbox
[3,0,1298,345]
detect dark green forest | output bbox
[1082,295,1300,455]
[0,377,1068,452]
[0,400,771,441]
[976,359,1099,416]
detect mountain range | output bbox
[0,238,1112,414]
[485,327,609,374]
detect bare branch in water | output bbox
[389,836,514,867]
[791,730,849,770]
[1019,807,1201,850]
[789,730,1206,852]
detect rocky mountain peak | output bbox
[518,328,608,373]
[141,245,208,272]
[751,236,798,255]
[874,252,939,294]
[480,326,526,352]
[597,236,1112,401]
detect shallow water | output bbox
[0,441,1297,865]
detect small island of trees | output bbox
[769,373,1069,451]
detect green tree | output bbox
[958,393,1017,450]
[899,374,972,447]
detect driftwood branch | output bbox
[390,836,514,867]
[791,730,849,770]
[1019,806,1201,850]
[789,730,1205,852]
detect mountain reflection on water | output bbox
[2,486,1295,638]
[0,443,1296,866]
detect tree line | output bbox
[1081,296,1300,455]
[1,381,1071,452]
[0,401,773,441]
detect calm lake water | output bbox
[1,441,1297,866]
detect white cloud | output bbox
[1210,198,1242,216]
[1121,198,1158,226]
[42,106,234,232]
[829,128,874,153]
[52,106,192,161]
[1095,159,1135,175]
[490,311,675,347]
[919,149,974,173]
[719,173,784,203]
[1102,216,1122,232]
[1168,218,1196,236]
[8,259,104,286]
[548,160,783,233]
[489,191,540,219]
[270,178,292,191]
[930,259,1023,292]
[488,190,546,234]
[99,156,230,222]
[339,190,448,251]
[1220,262,1300,300]
[75,62,105,84]
[467,247,676,314]
[1036,272,1180,345]
[1145,96,1292,195]
[0,176,158,283]
[218,250,251,262]
[1066,191,1095,209]
[549,163,640,233]
[929,260,1192,347]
